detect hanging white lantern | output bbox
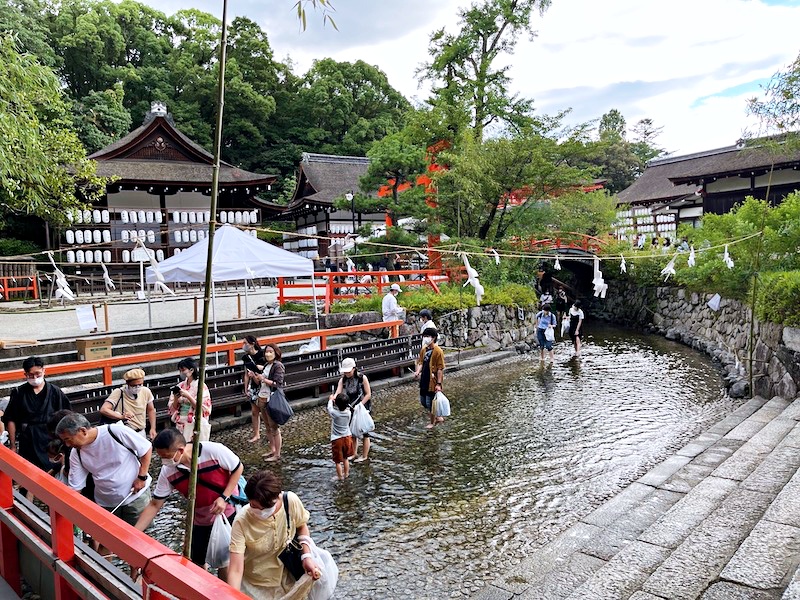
[234,211,243,224]
[121,230,130,243]
[189,230,197,242]
[174,248,181,255]
[66,251,76,263]
[101,210,110,223]
[172,211,180,223]
[83,210,92,223]
[122,250,130,263]
[243,211,251,225]
[102,230,111,243]
[137,210,146,223]
[146,230,156,244]
[180,212,188,223]
[75,210,83,224]
[102,250,111,263]
[189,211,197,224]
[155,211,163,223]
[65,230,75,244]
[181,230,189,242]
[84,251,93,263]
[219,212,228,223]
[227,211,235,224]
[204,211,211,222]
[156,249,165,262]
[146,211,155,223]
[173,230,181,243]
[129,210,138,224]
[83,229,91,244]
[94,250,103,262]
[198,230,205,240]
[76,250,85,262]
[120,211,129,224]
[92,230,102,244]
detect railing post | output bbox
[102,365,113,385]
[390,323,399,338]
[51,511,78,600]
[325,277,333,315]
[319,335,327,351]
[277,277,285,307]
[227,347,236,366]
[0,472,21,595]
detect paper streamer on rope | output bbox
[490,249,500,265]
[462,252,485,305]
[45,251,76,302]
[723,245,734,269]
[135,238,175,296]
[619,255,626,274]
[660,255,677,281]
[688,246,696,268]
[592,256,608,298]
[101,263,116,291]
[554,256,561,271]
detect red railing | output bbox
[277,269,454,314]
[0,320,403,386]
[0,275,38,301]
[0,445,248,600]
[513,232,607,255]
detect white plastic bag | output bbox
[433,391,451,417]
[205,514,231,568]
[544,326,555,342]
[302,537,338,600]
[350,403,375,438]
[561,315,570,337]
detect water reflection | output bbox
[152,324,742,599]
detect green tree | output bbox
[748,51,800,136]
[598,108,626,141]
[419,0,551,141]
[0,34,105,227]
[72,83,133,153]
[0,0,58,67]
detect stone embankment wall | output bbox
[595,282,800,399]
[315,305,541,352]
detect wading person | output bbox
[99,368,156,439]
[56,413,152,526]
[327,393,353,479]
[414,328,445,429]
[169,358,212,442]
[254,343,285,462]
[3,356,71,474]
[329,357,372,462]
[227,470,321,598]
[241,335,266,443]
[569,299,585,357]
[535,304,557,363]
[134,428,243,580]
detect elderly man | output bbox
[382,282,404,322]
[135,428,243,579]
[56,413,152,526]
[99,368,156,439]
[3,356,71,472]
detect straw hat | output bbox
[123,368,145,381]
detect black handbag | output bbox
[277,493,305,581]
[266,386,293,426]
[99,388,126,425]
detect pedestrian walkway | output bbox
[476,394,800,599]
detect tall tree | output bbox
[419,0,551,141]
[748,51,800,137]
[0,34,104,227]
[0,0,58,67]
[72,83,133,153]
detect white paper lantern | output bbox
[65,230,75,244]
[101,210,110,223]
[250,210,258,224]
[84,251,93,263]
[146,230,156,244]
[174,230,182,243]
[83,210,92,223]
[234,211,242,224]
[181,230,189,243]
[137,230,145,241]
[219,212,227,223]
[243,211,250,225]
[144,211,153,223]
[122,250,130,263]
[189,211,197,223]
[82,230,90,244]
[94,250,103,262]
[76,250,85,262]
[172,211,180,223]
[251,230,257,237]
[102,230,111,243]
[130,210,138,224]
[189,230,197,242]
[227,211,235,224]
[156,249,164,262]
[204,211,211,222]
[65,250,75,263]
[180,212,188,223]
[92,230,102,244]
[197,230,205,240]
[155,211,163,223]
[120,211,129,223]
[103,250,111,263]
[91,210,100,223]
[174,248,181,255]
[75,210,83,224]
[121,230,130,243]
[137,210,146,223]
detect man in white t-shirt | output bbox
[56,413,152,526]
[382,283,404,322]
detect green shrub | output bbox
[757,271,800,327]
[0,238,41,257]
[281,301,312,314]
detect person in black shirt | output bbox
[241,335,266,443]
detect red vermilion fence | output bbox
[0,444,249,600]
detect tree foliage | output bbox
[748,51,800,137]
[0,34,105,227]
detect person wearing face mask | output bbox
[99,368,156,439]
[241,335,266,443]
[135,428,243,580]
[418,308,436,334]
[328,357,372,463]
[2,356,71,473]
[253,344,285,462]
[228,470,321,598]
[413,329,445,429]
[169,357,212,442]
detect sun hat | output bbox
[339,357,356,373]
[123,368,145,381]
[390,283,402,292]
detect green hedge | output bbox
[329,282,538,315]
[756,271,800,327]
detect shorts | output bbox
[331,436,354,464]
[190,512,234,566]
[103,489,151,526]
[420,392,435,412]
[537,328,553,351]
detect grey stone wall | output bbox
[595,282,800,399]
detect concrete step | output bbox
[474,395,800,600]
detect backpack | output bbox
[536,311,556,327]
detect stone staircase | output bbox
[477,395,800,600]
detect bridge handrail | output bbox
[0,445,249,599]
[0,320,403,386]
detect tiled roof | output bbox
[95,160,275,186]
[288,153,370,209]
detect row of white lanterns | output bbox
[65,230,113,244]
[68,209,261,225]
[64,249,166,264]
[283,238,318,251]
[329,223,355,234]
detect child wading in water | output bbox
[327,393,354,479]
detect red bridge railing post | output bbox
[0,471,20,595]
[51,511,79,600]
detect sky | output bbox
[142,0,800,157]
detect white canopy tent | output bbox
[146,224,319,332]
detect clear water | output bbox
[152,324,742,599]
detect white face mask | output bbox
[28,376,44,387]
[251,500,277,519]
[126,385,142,396]
[422,337,433,348]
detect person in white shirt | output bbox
[56,413,153,526]
[419,309,436,333]
[382,283,404,322]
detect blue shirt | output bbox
[536,311,556,329]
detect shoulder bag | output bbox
[99,388,125,425]
[277,492,306,581]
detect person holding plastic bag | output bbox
[134,428,243,580]
[328,357,372,463]
[535,304,557,364]
[228,471,326,599]
[253,343,285,462]
[413,328,445,429]
[327,393,353,480]
[568,299,585,357]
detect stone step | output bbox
[473,395,800,600]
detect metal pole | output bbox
[183,0,228,559]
